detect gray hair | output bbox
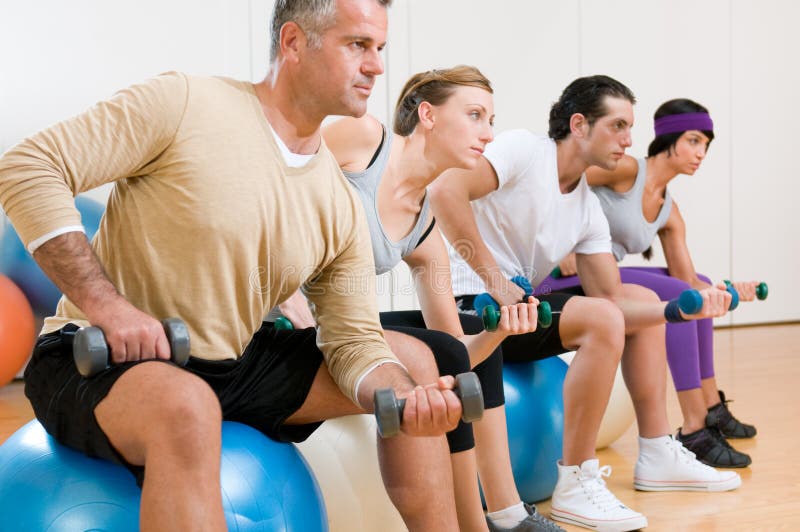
[269,0,392,63]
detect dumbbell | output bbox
[374,372,484,438]
[673,289,704,315]
[72,318,191,377]
[724,280,769,308]
[475,276,553,331]
[674,288,740,314]
[755,282,769,300]
[273,316,294,330]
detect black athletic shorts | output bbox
[455,286,585,362]
[24,321,324,485]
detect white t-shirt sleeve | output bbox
[574,188,613,255]
[483,129,536,188]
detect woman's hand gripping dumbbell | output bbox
[722,280,768,310]
[70,318,191,377]
[373,372,484,438]
[474,275,553,331]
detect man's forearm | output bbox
[356,362,416,410]
[32,231,120,319]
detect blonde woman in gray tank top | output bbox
[555,99,759,468]
[280,67,562,531]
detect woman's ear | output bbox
[417,101,436,131]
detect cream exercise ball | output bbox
[297,415,407,532]
[558,351,635,449]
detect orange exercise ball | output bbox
[0,274,35,386]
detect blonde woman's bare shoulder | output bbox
[322,114,385,169]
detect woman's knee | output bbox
[473,348,505,408]
[446,421,475,453]
[626,275,690,300]
[428,331,471,378]
[696,272,712,285]
[383,330,443,384]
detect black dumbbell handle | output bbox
[375,372,483,438]
[71,318,190,377]
[395,387,465,414]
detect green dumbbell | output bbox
[756,282,769,300]
[724,280,768,302]
[481,300,553,331]
[475,276,553,331]
[273,316,294,330]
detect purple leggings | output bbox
[535,266,713,391]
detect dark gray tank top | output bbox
[343,128,432,275]
[591,158,672,261]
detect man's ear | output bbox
[279,21,307,64]
[569,113,589,138]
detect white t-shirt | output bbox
[448,129,612,295]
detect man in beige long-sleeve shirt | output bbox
[0,1,466,530]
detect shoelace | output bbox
[667,437,715,470]
[580,465,626,512]
[707,426,735,448]
[528,511,564,532]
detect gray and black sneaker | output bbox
[676,426,752,468]
[486,503,565,532]
[706,390,757,439]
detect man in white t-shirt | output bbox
[430,75,740,532]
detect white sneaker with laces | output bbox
[634,435,741,492]
[550,459,648,532]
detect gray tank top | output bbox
[591,158,672,261]
[264,127,433,323]
[343,127,433,275]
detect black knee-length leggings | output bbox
[380,311,505,454]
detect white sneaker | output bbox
[550,459,648,532]
[634,435,741,492]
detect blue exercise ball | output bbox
[503,357,567,503]
[220,422,328,531]
[0,420,328,531]
[0,195,105,317]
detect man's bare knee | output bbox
[562,296,625,356]
[96,362,222,465]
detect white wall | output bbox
[1,1,797,324]
[0,0,256,204]
[384,0,799,325]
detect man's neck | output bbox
[555,138,590,193]
[253,74,322,155]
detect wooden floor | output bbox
[1,324,798,531]
[539,323,800,531]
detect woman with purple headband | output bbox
[544,99,759,468]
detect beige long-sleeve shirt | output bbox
[0,72,397,402]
